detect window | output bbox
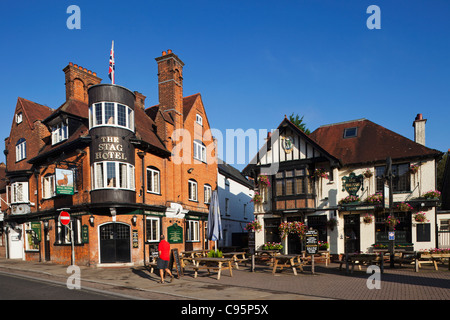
[11,181,28,203]
[193,140,207,162]
[204,184,212,204]
[188,179,198,201]
[42,174,55,199]
[275,168,311,196]
[25,222,39,251]
[89,102,134,131]
[56,217,82,245]
[186,220,200,242]
[146,217,160,242]
[92,161,135,190]
[51,120,68,145]
[376,163,410,193]
[196,114,203,126]
[344,127,358,138]
[16,112,22,124]
[243,203,247,219]
[147,167,160,194]
[225,198,229,216]
[15,138,26,162]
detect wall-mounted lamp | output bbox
[89,215,95,226]
[132,215,137,226]
[187,168,194,174]
[43,220,49,230]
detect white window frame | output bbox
[204,184,212,204]
[16,139,26,162]
[92,161,135,191]
[89,102,135,132]
[147,167,160,194]
[11,181,28,204]
[186,220,200,242]
[193,140,206,163]
[51,119,69,145]
[146,217,160,243]
[188,180,198,201]
[196,114,203,126]
[16,112,23,124]
[42,174,56,199]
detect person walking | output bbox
[157,234,174,283]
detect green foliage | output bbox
[289,113,311,135]
[207,250,223,258]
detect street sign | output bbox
[59,211,71,226]
[388,231,395,241]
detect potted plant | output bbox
[338,195,361,205]
[326,218,338,231]
[384,216,400,230]
[245,219,262,232]
[318,241,329,251]
[363,168,373,178]
[409,164,420,174]
[422,190,441,200]
[251,192,263,204]
[413,212,428,223]
[366,193,382,205]
[312,168,329,180]
[257,175,270,188]
[395,202,413,212]
[363,214,373,224]
[263,242,283,250]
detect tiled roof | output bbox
[17,97,54,129]
[309,119,442,166]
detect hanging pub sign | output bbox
[55,168,74,195]
[167,223,183,244]
[341,172,364,196]
[282,135,294,154]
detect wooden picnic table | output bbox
[180,250,209,268]
[339,253,383,274]
[417,253,450,271]
[222,252,248,269]
[192,257,234,280]
[272,254,305,275]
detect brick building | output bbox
[3,50,218,266]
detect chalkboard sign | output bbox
[169,248,183,278]
[305,229,319,255]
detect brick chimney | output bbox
[412,113,427,146]
[134,91,146,110]
[155,50,184,130]
[63,62,101,103]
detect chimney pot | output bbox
[162,51,167,56]
[167,49,172,54]
[416,113,423,121]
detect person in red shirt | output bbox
[157,234,173,283]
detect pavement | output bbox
[0,256,449,301]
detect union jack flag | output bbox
[108,41,115,84]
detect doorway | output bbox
[344,214,360,253]
[99,223,131,263]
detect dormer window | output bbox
[343,127,358,138]
[16,112,23,124]
[15,138,26,162]
[196,114,203,126]
[51,119,68,145]
[89,102,134,132]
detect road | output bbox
[0,271,136,300]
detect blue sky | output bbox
[0,0,449,170]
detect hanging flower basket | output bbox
[363,214,373,224]
[257,175,270,188]
[251,192,263,204]
[413,212,428,223]
[363,169,373,178]
[422,190,441,200]
[326,218,338,231]
[395,202,413,212]
[245,219,262,232]
[279,221,306,240]
[312,168,329,180]
[409,164,420,174]
[384,216,400,229]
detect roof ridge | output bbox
[318,118,367,128]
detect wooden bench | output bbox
[192,257,233,280]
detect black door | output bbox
[44,229,51,261]
[100,223,131,263]
[344,214,360,253]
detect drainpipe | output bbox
[137,151,146,265]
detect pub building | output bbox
[3,50,218,266]
[243,116,443,258]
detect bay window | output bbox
[89,102,134,131]
[92,161,135,190]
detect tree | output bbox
[288,113,311,134]
[437,152,448,192]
